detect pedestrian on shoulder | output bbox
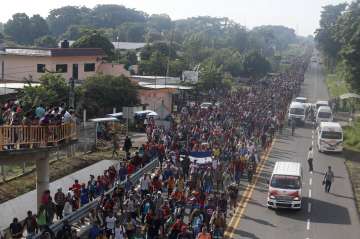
[323,166,334,193]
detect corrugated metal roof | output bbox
[58,41,147,50]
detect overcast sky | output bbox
[0,0,351,36]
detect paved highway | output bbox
[226,58,360,239]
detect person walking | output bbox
[54,188,66,220]
[323,166,334,193]
[307,146,314,172]
[123,136,132,158]
[112,134,119,158]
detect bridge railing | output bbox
[0,122,77,150]
[33,158,159,239]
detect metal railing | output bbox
[0,123,77,151]
[33,158,159,238]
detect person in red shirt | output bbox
[127,161,135,175]
[72,180,81,199]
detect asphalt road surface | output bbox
[227,56,360,239]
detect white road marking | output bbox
[309,178,312,186]
[307,219,311,230]
[310,171,313,175]
[308,189,312,198]
[308,202,312,213]
[312,134,314,139]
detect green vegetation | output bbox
[325,64,350,98]
[78,74,139,118]
[315,1,360,92]
[72,30,115,57]
[343,119,360,152]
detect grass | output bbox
[343,119,360,152]
[325,71,350,98]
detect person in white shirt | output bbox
[105,212,116,237]
[307,146,314,172]
[140,173,151,197]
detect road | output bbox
[226,58,360,239]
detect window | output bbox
[56,64,68,73]
[290,108,304,115]
[321,131,342,140]
[270,175,301,189]
[37,64,46,73]
[318,112,332,118]
[84,63,95,72]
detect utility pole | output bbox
[1,60,5,95]
[165,29,174,87]
[69,77,75,109]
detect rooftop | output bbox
[1,47,106,57]
[58,41,147,50]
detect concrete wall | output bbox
[0,55,102,82]
[138,88,174,116]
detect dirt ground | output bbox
[0,149,123,203]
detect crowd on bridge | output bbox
[3,56,309,239]
[0,100,76,150]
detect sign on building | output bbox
[182,71,199,83]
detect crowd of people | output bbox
[3,55,310,239]
[0,100,76,149]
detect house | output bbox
[0,47,130,82]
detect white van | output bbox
[315,100,329,110]
[317,122,343,152]
[267,161,302,210]
[288,102,306,124]
[295,97,307,104]
[316,106,333,124]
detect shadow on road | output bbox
[232,228,261,239]
[274,197,351,225]
[242,215,276,227]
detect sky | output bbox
[0,0,352,36]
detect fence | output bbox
[0,123,77,151]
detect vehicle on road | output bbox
[317,122,343,152]
[200,102,213,109]
[316,106,333,124]
[288,102,306,125]
[295,97,307,104]
[315,100,329,110]
[267,161,302,210]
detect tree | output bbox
[198,60,225,91]
[30,15,49,41]
[61,25,95,41]
[243,51,271,79]
[4,13,32,44]
[47,6,90,36]
[72,30,114,57]
[19,74,69,111]
[147,14,172,33]
[115,22,146,42]
[315,3,347,65]
[79,74,139,117]
[89,4,146,28]
[139,51,167,76]
[34,35,58,48]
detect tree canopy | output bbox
[72,30,114,56]
[78,74,139,118]
[19,74,69,111]
[315,1,360,91]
